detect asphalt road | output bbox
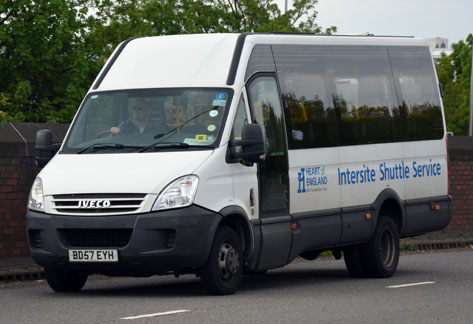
[0,249,472,324]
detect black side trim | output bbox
[226,33,251,85]
[341,204,372,214]
[292,208,340,220]
[402,194,451,236]
[256,214,292,271]
[92,38,137,90]
[259,215,291,225]
[404,195,451,206]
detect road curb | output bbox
[401,238,473,252]
[0,265,44,283]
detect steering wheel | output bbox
[96,130,112,139]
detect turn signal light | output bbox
[434,205,440,211]
[365,213,372,220]
[291,223,297,230]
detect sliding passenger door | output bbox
[247,75,291,270]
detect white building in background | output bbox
[428,37,453,59]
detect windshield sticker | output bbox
[184,137,213,145]
[215,93,226,100]
[209,110,218,117]
[195,134,208,142]
[212,99,226,106]
[91,95,99,99]
[207,125,216,132]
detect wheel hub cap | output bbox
[218,243,240,280]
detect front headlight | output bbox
[28,177,45,212]
[152,175,199,211]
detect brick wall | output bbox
[0,123,69,258]
[0,125,472,259]
[446,136,473,234]
[0,156,38,257]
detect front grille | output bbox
[51,193,146,215]
[59,229,132,248]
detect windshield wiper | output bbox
[138,141,214,153]
[138,142,190,153]
[77,143,142,154]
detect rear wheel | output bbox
[343,244,368,277]
[44,267,88,292]
[364,217,400,278]
[200,226,243,295]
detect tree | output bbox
[0,0,335,123]
[436,34,472,135]
[89,1,335,44]
[0,0,100,122]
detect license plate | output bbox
[68,249,118,262]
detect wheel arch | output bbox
[372,188,406,234]
[218,206,255,262]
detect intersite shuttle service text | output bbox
[338,159,442,186]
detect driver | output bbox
[110,103,155,135]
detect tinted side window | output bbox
[388,46,444,140]
[232,97,248,141]
[248,77,289,214]
[273,45,338,149]
[231,96,248,155]
[245,45,276,82]
[272,44,444,149]
[326,46,400,146]
[248,77,286,159]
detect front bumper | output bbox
[26,205,222,275]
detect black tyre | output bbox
[200,226,243,295]
[44,267,88,292]
[343,244,368,278]
[364,217,400,278]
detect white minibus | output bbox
[27,33,452,295]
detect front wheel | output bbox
[364,217,400,278]
[200,226,243,295]
[44,267,88,292]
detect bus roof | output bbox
[92,33,429,92]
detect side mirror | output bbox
[229,124,265,164]
[35,129,61,168]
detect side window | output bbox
[231,96,248,155]
[248,77,286,158]
[272,44,443,147]
[327,46,399,145]
[388,46,444,140]
[280,71,339,149]
[232,96,248,141]
[273,44,338,149]
[247,76,289,214]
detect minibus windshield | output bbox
[62,88,232,153]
